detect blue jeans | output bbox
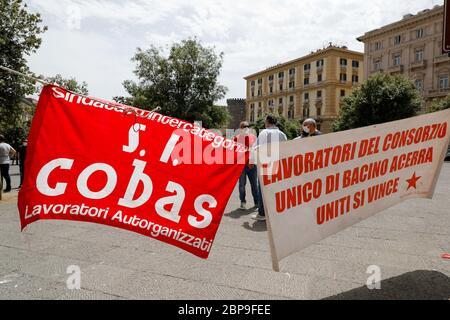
[239,165,258,206]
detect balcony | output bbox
[428,87,450,98]
[388,64,404,74]
[410,60,427,70]
[434,55,450,66]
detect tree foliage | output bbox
[333,73,421,132]
[0,0,47,130]
[253,114,300,140]
[115,39,229,129]
[429,95,450,112]
[46,74,89,95]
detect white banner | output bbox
[257,109,450,271]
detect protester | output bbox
[0,134,16,193]
[18,139,28,188]
[252,115,287,221]
[296,118,322,139]
[234,122,258,210]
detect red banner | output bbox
[18,85,247,259]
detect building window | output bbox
[288,106,295,119]
[415,50,424,62]
[304,64,311,71]
[393,54,401,66]
[250,104,255,123]
[258,102,263,117]
[258,79,262,84]
[251,90,255,97]
[317,74,323,82]
[304,92,309,101]
[352,75,359,84]
[279,83,283,91]
[316,59,324,68]
[415,79,423,92]
[394,35,401,45]
[340,58,347,67]
[290,95,294,103]
[317,90,322,98]
[269,86,273,94]
[289,68,296,75]
[352,60,359,68]
[416,28,424,39]
[251,80,255,86]
[304,77,310,85]
[279,97,283,106]
[374,59,381,71]
[340,73,347,83]
[278,72,284,79]
[316,106,322,117]
[269,75,274,81]
[340,90,346,97]
[303,106,310,118]
[439,75,449,90]
[374,41,382,51]
[289,81,295,89]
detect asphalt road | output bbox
[0,164,449,300]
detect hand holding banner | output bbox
[18,85,247,259]
[258,109,450,271]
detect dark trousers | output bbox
[19,162,25,187]
[239,165,258,206]
[0,164,11,191]
[258,181,265,216]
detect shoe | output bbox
[3,189,11,193]
[251,214,266,221]
[239,202,247,210]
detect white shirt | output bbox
[0,142,13,165]
[249,127,287,165]
[255,127,288,147]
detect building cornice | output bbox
[357,5,443,42]
[244,47,363,80]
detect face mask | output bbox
[303,126,310,134]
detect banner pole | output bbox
[257,151,280,272]
[427,109,450,198]
[0,65,161,115]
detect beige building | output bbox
[357,5,450,111]
[244,45,364,133]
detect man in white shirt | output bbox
[252,115,287,221]
[0,134,16,193]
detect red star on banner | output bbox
[406,172,421,191]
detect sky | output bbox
[25,0,444,105]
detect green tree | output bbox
[429,95,450,112]
[115,39,229,129]
[0,0,47,130]
[253,114,300,140]
[46,74,89,95]
[333,73,421,132]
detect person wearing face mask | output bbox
[18,139,28,188]
[296,118,322,139]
